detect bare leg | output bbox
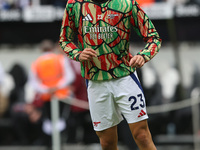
[96,125,118,150]
[129,119,157,150]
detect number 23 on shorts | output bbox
[128,93,145,111]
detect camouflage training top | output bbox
[59,0,162,81]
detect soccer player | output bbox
[59,0,162,149]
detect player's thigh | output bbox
[128,119,151,138]
[87,80,123,131]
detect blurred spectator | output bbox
[0,0,16,10]
[5,63,32,145]
[137,0,156,6]
[0,62,27,119]
[30,40,75,101]
[29,39,74,102]
[174,65,200,135]
[0,62,15,145]
[65,59,99,144]
[0,62,15,118]
[141,65,167,136]
[142,65,163,106]
[17,0,31,9]
[7,39,75,146]
[0,61,7,117]
[190,64,200,89]
[9,63,27,104]
[54,43,98,144]
[0,0,31,10]
[28,39,75,144]
[0,62,5,91]
[0,62,4,87]
[10,98,44,145]
[160,65,180,103]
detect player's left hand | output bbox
[129,55,145,68]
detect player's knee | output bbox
[99,138,116,149]
[133,130,150,146]
[100,139,113,147]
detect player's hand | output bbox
[129,55,145,68]
[79,48,97,61]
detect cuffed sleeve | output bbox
[131,0,162,62]
[59,2,82,61]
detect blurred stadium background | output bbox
[0,0,200,150]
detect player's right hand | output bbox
[129,55,145,68]
[79,48,97,61]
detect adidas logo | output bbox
[138,110,146,118]
[83,14,93,21]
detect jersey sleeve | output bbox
[59,2,81,61]
[131,0,162,62]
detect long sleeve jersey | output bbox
[59,0,162,81]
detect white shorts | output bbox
[86,72,148,131]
